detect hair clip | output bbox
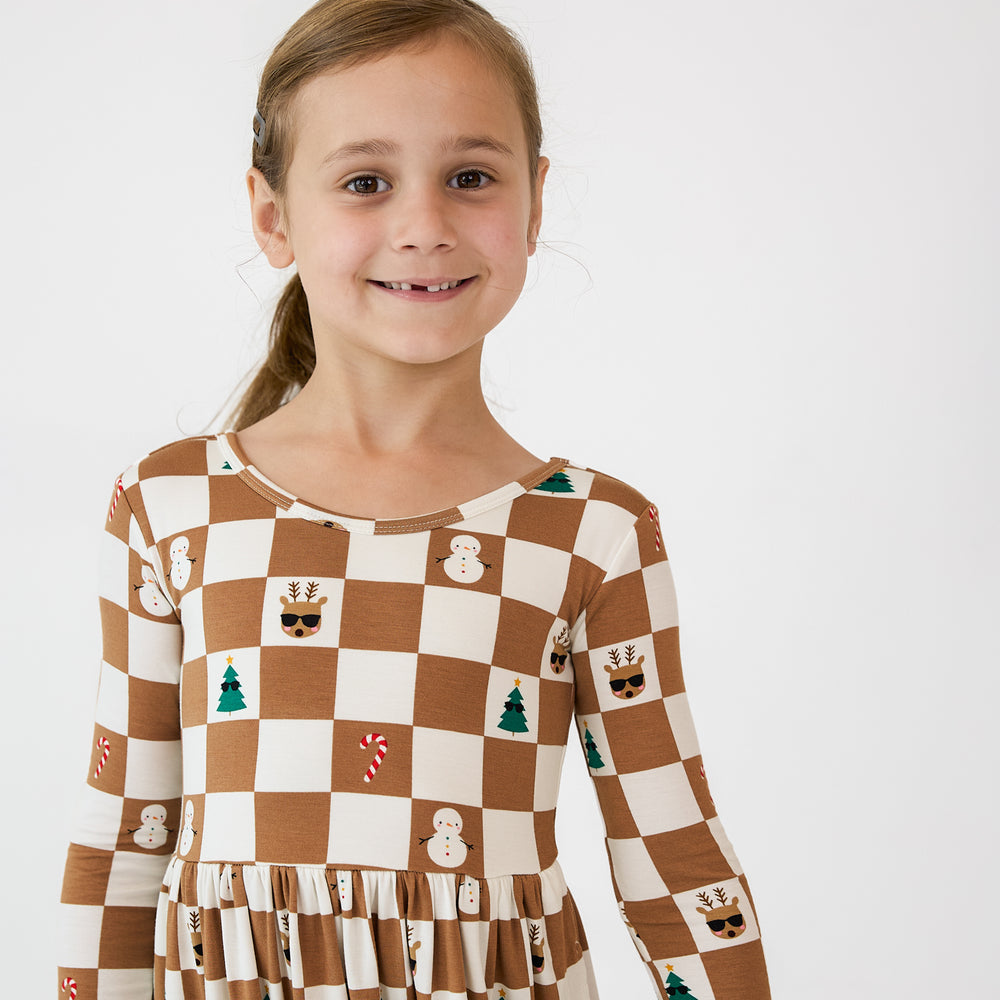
[253,108,267,149]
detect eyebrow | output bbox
[319,134,516,169]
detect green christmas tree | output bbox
[665,967,698,998]
[217,657,247,714]
[534,470,574,494]
[497,679,529,735]
[583,722,605,769]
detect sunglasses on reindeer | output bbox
[706,915,744,932]
[281,613,321,628]
[609,673,644,692]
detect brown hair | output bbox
[228,0,544,431]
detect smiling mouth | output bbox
[373,278,470,292]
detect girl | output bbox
[58,1,771,998]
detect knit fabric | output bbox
[58,433,770,999]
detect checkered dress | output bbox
[58,434,770,1000]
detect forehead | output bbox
[289,36,527,167]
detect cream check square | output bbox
[345,529,432,583]
[254,719,334,792]
[571,499,638,570]
[98,531,130,605]
[179,585,206,661]
[499,537,572,615]
[122,736,182,800]
[126,613,183,684]
[69,784,124,850]
[327,793,411,869]
[199,791,256,860]
[201,519,276,585]
[58,903,105,966]
[333,649,418,724]
[606,837,669,901]
[411,727,485,806]
[619,762,703,835]
[643,560,680,631]
[664,693,701,760]
[138,474,210,541]
[533,743,566,811]
[181,724,207,795]
[418,585,501,662]
[104,851,173,906]
[94,662,129,735]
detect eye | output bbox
[345,175,389,195]
[448,169,493,190]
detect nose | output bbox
[390,185,458,253]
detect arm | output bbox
[569,502,770,1000]
[58,475,183,998]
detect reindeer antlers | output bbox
[305,581,319,600]
[624,643,636,664]
[288,580,300,600]
[608,647,622,667]
[188,911,200,931]
[697,886,730,909]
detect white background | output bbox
[2,1,997,996]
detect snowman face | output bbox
[184,800,194,825]
[141,805,167,825]
[170,537,189,562]
[450,535,480,556]
[433,807,463,833]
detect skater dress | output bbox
[58,433,771,1000]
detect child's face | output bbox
[252,35,548,369]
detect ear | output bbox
[527,155,550,256]
[247,167,295,268]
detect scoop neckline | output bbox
[216,432,571,536]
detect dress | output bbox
[58,433,770,1000]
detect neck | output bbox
[273,341,506,460]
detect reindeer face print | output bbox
[696,887,746,939]
[280,581,328,638]
[604,645,646,699]
[550,626,570,673]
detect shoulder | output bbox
[116,434,228,490]
[111,434,231,543]
[552,457,657,523]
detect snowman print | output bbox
[168,536,195,590]
[458,875,480,914]
[420,807,472,867]
[179,799,197,856]
[136,565,172,617]
[437,534,491,584]
[130,804,169,849]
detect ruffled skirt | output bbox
[153,858,599,999]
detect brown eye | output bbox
[449,169,491,190]
[346,175,388,194]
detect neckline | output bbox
[216,432,571,536]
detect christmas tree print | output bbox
[497,679,528,735]
[664,966,698,998]
[217,656,247,715]
[535,470,574,494]
[583,721,605,769]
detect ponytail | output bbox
[228,274,315,431]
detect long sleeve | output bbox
[569,502,770,1000]
[58,473,183,999]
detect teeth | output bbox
[381,279,464,291]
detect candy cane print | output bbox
[108,477,125,522]
[94,737,111,779]
[61,978,78,999]
[648,505,662,551]
[360,733,388,782]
